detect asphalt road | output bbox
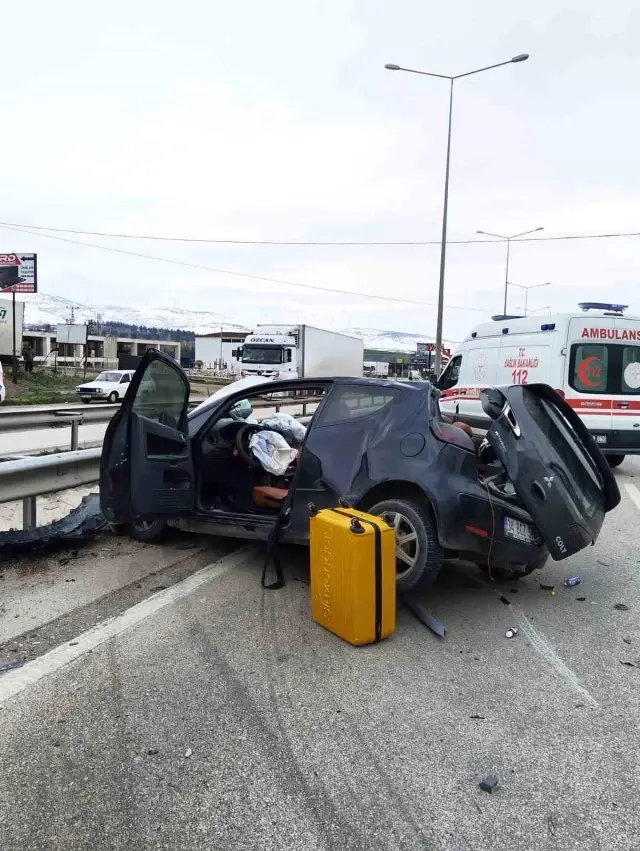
[1,462,640,849]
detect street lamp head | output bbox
[511,54,529,63]
[385,64,400,71]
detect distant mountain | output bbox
[10,292,438,353]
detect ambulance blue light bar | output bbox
[578,302,628,314]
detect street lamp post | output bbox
[477,227,544,314]
[386,53,529,374]
[507,281,550,315]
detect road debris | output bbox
[597,559,609,567]
[619,660,640,668]
[576,597,586,602]
[548,813,558,837]
[479,775,499,793]
[176,542,197,550]
[0,660,24,673]
[623,638,632,645]
[184,747,193,758]
[505,627,518,639]
[147,748,160,756]
[614,603,630,611]
[540,583,556,595]
[401,595,446,638]
[498,595,511,606]
[470,714,486,720]
[564,576,581,587]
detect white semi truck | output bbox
[237,324,363,380]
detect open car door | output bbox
[100,350,194,524]
[482,383,620,561]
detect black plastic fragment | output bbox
[0,494,107,558]
[479,775,499,793]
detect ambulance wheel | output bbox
[607,454,624,468]
[367,498,444,592]
[127,519,168,543]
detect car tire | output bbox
[367,498,444,592]
[607,454,625,468]
[127,519,168,543]
[107,391,119,403]
[81,399,91,404]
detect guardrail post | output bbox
[302,401,307,416]
[70,418,80,451]
[23,496,37,529]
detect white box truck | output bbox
[0,296,24,357]
[237,324,363,380]
[363,361,389,378]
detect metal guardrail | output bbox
[0,448,101,530]
[0,404,118,433]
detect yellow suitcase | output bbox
[309,507,396,646]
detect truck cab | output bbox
[239,330,298,380]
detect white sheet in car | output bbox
[249,430,298,476]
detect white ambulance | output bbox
[437,302,640,467]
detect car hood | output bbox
[483,383,620,561]
[190,375,273,414]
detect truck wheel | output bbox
[607,454,625,468]
[107,391,119,403]
[127,519,168,543]
[367,498,444,592]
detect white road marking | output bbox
[0,546,256,705]
[624,482,640,514]
[510,603,600,708]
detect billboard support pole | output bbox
[11,288,17,384]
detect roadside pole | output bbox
[12,286,17,383]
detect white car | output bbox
[76,370,136,403]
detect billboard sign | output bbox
[0,253,38,293]
[56,324,88,345]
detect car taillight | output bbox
[430,420,476,452]
[572,524,593,548]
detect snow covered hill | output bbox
[10,292,440,353]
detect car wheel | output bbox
[367,498,444,592]
[607,454,625,468]
[81,399,91,404]
[107,391,119,403]
[127,519,168,543]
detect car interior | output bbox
[193,387,327,516]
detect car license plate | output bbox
[594,434,608,445]
[504,516,537,544]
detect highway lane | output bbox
[0,461,639,849]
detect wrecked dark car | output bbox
[100,351,620,591]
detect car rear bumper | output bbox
[438,488,547,568]
[588,429,640,455]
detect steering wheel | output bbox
[235,423,263,466]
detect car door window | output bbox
[438,355,461,391]
[317,386,400,426]
[120,374,131,384]
[132,357,189,429]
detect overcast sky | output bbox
[3,0,640,342]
